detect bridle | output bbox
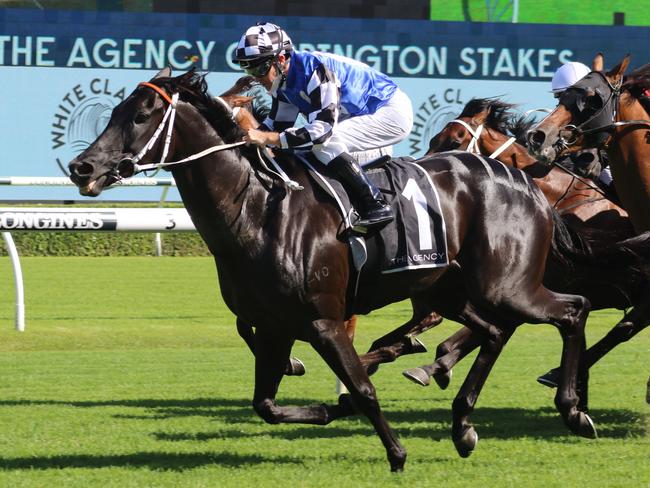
[116,81,246,178]
[555,71,650,152]
[116,81,302,191]
[448,119,516,159]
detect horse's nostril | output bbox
[528,130,546,150]
[72,162,95,177]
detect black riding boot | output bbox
[329,152,394,229]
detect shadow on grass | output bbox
[0,451,301,471]
[0,398,645,441]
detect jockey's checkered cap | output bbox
[234,22,293,65]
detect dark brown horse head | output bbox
[527,54,631,164]
[68,67,239,196]
[68,67,174,196]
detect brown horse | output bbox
[427,98,631,233]
[414,99,650,391]
[527,54,650,234]
[68,69,598,469]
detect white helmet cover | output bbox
[551,61,591,93]
[233,22,293,65]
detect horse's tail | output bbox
[549,210,650,302]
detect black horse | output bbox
[68,69,596,470]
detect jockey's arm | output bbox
[278,64,339,150]
[245,91,298,148]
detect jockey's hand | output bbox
[244,129,280,147]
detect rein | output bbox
[117,82,247,177]
[449,119,516,159]
[117,82,302,191]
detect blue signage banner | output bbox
[1,8,648,201]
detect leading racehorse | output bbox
[68,68,597,470]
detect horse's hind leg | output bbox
[403,326,480,388]
[309,319,407,472]
[514,288,596,438]
[448,313,515,457]
[538,301,650,389]
[251,330,357,426]
[360,304,441,375]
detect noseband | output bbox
[449,119,516,159]
[116,82,246,178]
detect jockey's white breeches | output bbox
[311,89,413,166]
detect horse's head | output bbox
[426,99,491,155]
[67,67,178,196]
[527,54,630,165]
[426,98,516,158]
[68,67,240,196]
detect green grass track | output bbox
[0,257,648,487]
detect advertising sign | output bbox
[2,9,648,201]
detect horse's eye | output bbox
[134,112,150,124]
[585,94,603,111]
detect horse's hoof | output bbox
[537,368,560,388]
[409,336,427,354]
[453,426,478,458]
[402,367,430,386]
[573,411,598,439]
[286,357,306,376]
[433,369,452,390]
[388,447,407,472]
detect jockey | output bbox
[551,61,618,203]
[232,22,414,229]
[551,61,591,97]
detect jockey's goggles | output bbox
[240,58,275,78]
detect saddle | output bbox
[296,153,449,276]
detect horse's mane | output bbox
[219,75,257,97]
[459,97,516,135]
[508,115,536,146]
[460,97,532,145]
[150,70,244,141]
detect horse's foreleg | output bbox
[251,329,355,426]
[309,319,406,472]
[237,317,305,377]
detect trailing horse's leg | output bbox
[309,319,407,472]
[403,326,479,388]
[236,317,305,377]
[539,293,650,388]
[251,329,356,426]
[360,307,440,376]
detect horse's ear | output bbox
[593,53,604,72]
[151,66,172,80]
[605,54,630,83]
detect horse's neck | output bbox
[481,128,536,169]
[608,93,650,232]
[171,106,270,256]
